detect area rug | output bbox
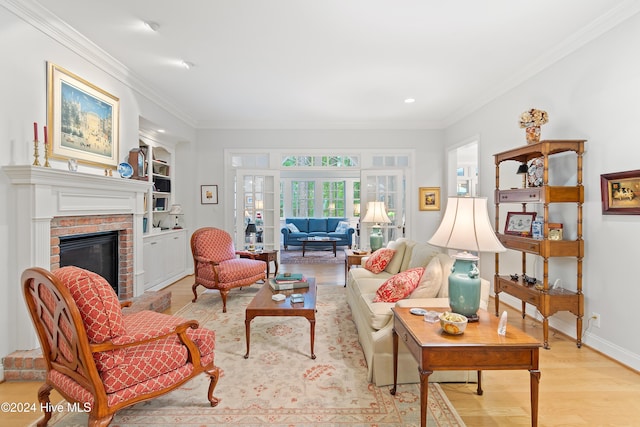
[42,285,465,426]
[280,248,346,264]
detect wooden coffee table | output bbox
[297,238,340,257]
[244,277,317,359]
[391,307,542,427]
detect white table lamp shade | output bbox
[362,201,391,252]
[362,201,391,224]
[428,197,505,253]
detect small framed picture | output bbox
[419,187,440,211]
[200,185,218,204]
[548,223,563,240]
[600,169,640,214]
[504,212,537,236]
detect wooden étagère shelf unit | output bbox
[494,139,585,349]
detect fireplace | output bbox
[59,231,119,295]
[3,165,148,352]
[51,214,134,299]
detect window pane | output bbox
[353,181,361,217]
[321,181,345,217]
[282,154,359,168]
[291,181,315,217]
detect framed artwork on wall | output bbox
[419,187,440,211]
[47,62,120,168]
[201,185,218,204]
[600,169,640,214]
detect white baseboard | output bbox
[497,293,640,372]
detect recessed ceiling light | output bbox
[143,21,159,32]
[404,98,416,104]
[180,60,194,70]
[157,129,165,133]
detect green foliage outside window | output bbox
[322,182,345,217]
[291,181,315,217]
[282,155,359,167]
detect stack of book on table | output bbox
[269,273,309,290]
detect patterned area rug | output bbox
[280,248,346,264]
[42,285,465,426]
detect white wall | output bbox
[445,13,640,370]
[0,6,194,368]
[188,129,446,243]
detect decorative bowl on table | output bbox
[439,312,468,335]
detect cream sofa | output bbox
[346,238,490,387]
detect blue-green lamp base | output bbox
[370,233,383,252]
[448,257,481,319]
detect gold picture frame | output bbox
[419,187,440,211]
[47,62,120,168]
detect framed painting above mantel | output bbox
[47,62,120,169]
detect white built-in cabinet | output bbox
[133,137,189,290]
[143,229,187,290]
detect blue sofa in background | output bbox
[281,217,355,250]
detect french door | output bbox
[360,169,406,249]
[235,169,280,251]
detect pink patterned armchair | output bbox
[191,227,266,312]
[22,266,220,427]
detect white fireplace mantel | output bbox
[2,165,150,350]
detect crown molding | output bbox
[195,119,445,130]
[2,0,197,127]
[443,0,640,128]
[5,0,639,132]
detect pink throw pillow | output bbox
[364,248,396,274]
[373,267,425,303]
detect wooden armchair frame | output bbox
[22,267,220,427]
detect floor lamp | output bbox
[428,197,505,321]
[362,201,391,252]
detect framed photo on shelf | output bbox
[201,185,218,204]
[418,187,440,211]
[47,62,120,168]
[600,169,640,215]
[504,212,537,236]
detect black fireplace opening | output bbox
[59,231,119,295]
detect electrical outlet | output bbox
[591,312,601,328]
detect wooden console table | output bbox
[391,307,541,427]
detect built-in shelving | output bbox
[135,136,188,290]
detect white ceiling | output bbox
[35,0,638,129]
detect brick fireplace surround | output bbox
[50,214,134,299]
[2,165,171,381]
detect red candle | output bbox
[44,126,47,144]
[33,122,38,141]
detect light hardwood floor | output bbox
[3,262,639,426]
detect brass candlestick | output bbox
[43,143,51,167]
[32,139,40,166]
